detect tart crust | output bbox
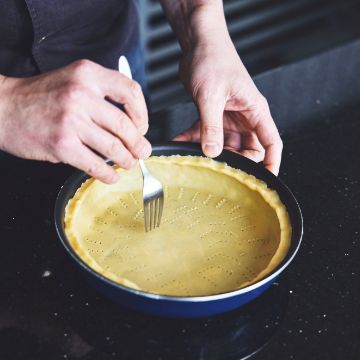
[65,156,291,296]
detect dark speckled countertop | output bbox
[0,40,359,360]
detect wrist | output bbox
[164,1,231,55]
[187,3,230,51]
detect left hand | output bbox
[174,41,283,175]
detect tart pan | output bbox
[54,142,303,317]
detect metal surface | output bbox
[119,55,164,231]
[54,142,303,317]
[139,158,164,231]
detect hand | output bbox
[0,60,151,183]
[174,41,283,175]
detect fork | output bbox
[118,56,164,231]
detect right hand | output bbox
[0,59,151,184]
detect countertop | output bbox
[0,40,359,359]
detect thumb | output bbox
[197,93,225,158]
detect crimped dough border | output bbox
[64,156,292,295]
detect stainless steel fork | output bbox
[139,159,164,231]
[118,56,164,231]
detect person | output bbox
[0,0,282,184]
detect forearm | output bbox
[159,0,231,53]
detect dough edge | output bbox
[64,155,292,296]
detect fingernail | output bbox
[139,124,149,135]
[131,81,142,98]
[109,172,120,184]
[140,143,152,159]
[204,143,220,157]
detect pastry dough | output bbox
[65,156,291,296]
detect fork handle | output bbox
[138,159,149,178]
[118,57,148,176]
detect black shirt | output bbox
[0,0,139,77]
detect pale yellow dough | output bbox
[65,156,291,296]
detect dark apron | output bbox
[0,0,145,84]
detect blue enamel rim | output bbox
[54,142,303,303]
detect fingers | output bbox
[224,131,265,163]
[261,141,282,175]
[234,131,265,163]
[173,121,201,142]
[88,96,152,160]
[64,141,120,184]
[96,69,149,134]
[196,93,225,158]
[69,60,149,134]
[233,148,265,163]
[79,121,138,170]
[250,99,282,175]
[224,131,241,149]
